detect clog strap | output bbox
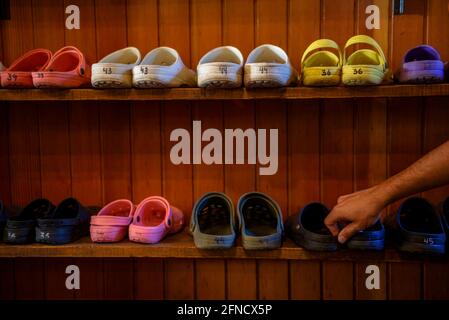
[343,35,388,69]
[46,46,88,76]
[136,196,172,229]
[301,39,342,69]
[7,48,52,71]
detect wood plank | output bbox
[158,0,191,68]
[190,0,222,67]
[258,260,289,300]
[0,0,34,65]
[0,104,11,206]
[32,0,64,52]
[427,0,449,61]
[44,258,75,299]
[227,259,257,300]
[255,0,287,48]
[15,258,45,299]
[133,258,164,300]
[388,262,422,300]
[69,102,102,206]
[321,100,354,207]
[126,0,158,54]
[322,0,356,46]
[196,260,226,300]
[103,258,134,300]
[223,0,254,57]
[38,102,72,204]
[95,0,127,59]
[322,261,354,300]
[3,85,449,101]
[0,259,15,300]
[64,0,97,64]
[165,259,195,299]
[423,262,449,300]
[9,103,42,206]
[387,98,422,219]
[288,100,320,215]
[355,262,387,300]
[131,101,162,203]
[74,258,104,299]
[288,0,321,70]
[100,102,132,202]
[289,261,321,300]
[391,0,426,73]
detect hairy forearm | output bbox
[374,140,449,209]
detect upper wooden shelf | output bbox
[1,84,449,101]
[0,231,447,262]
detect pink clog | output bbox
[32,46,91,88]
[90,199,135,242]
[129,196,184,244]
[1,49,52,88]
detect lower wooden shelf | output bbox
[0,231,447,262]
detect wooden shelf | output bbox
[0,231,447,262]
[1,84,449,101]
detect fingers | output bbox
[337,222,362,244]
[324,211,341,237]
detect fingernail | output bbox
[338,234,346,244]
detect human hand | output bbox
[324,186,388,244]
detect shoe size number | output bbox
[353,68,364,75]
[321,69,332,76]
[102,67,112,74]
[6,73,18,81]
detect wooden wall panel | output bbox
[44,258,74,299]
[391,0,426,73]
[74,259,104,300]
[103,259,134,300]
[134,259,164,300]
[423,262,449,300]
[15,258,45,299]
[322,0,356,46]
[126,0,158,54]
[427,0,449,61]
[322,262,354,300]
[389,263,422,300]
[0,259,15,300]
[258,260,289,300]
[0,104,11,206]
[290,261,321,300]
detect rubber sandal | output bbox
[346,220,385,251]
[190,192,237,249]
[237,192,283,250]
[244,44,298,88]
[31,46,91,88]
[90,199,136,242]
[396,197,446,255]
[92,47,141,88]
[129,196,184,244]
[285,202,339,251]
[36,198,91,245]
[1,49,52,88]
[342,35,391,86]
[301,39,342,86]
[3,199,55,244]
[197,46,243,88]
[397,45,445,84]
[133,47,196,88]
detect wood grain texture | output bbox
[389,262,422,300]
[0,104,11,206]
[103,259,134,300]
[289,261,321,300]
[126,0,158,54]
[322,0,356,46]
[0,259,15,300]
[255,0,288,48]
[227,259,257,300]
[258,260,289,300]
[133,258,164,300]
[196,259,226,300]
[15,258,45,299]
[423,262,449,300]
[427,0,449,61]
[322,261,354,300]
[74,259,104,300]
[165,259,195,300]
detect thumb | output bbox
[337,222,362,244]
